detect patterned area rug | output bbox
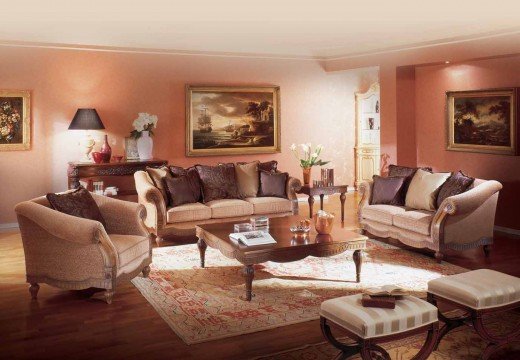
[255,311,520,359]
[132,240,466,344]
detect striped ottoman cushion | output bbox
[428,269,520,310]
[320,294,438,339]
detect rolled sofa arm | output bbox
[438,180,503,216]
[358,181,373,209]
[92,193,149,236]
[286,176,302,201]
[15,201,107,245]
[134,171,167,233]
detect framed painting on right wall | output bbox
[446,88,519,155]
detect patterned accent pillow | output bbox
[387,165,433,205]
[258,171,288,198]
[258,160,278,173]
[195,164,241,203]
[169,165,202,203]
[164,176,198,207]
[146,166,172,204]
[46,186,106,228]
[371,175,407,205]
[436,171,475,209]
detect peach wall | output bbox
[415,55,520,229]
[0,45,378,224]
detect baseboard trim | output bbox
[0,222,19,231]
[494,226,520,237]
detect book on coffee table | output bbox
[361,294,396,309]
[363,285,408,297]
[229,231,276,246]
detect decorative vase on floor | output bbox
[137,131,153,160]
[302,167,312,186]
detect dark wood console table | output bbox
[297,185,349,222]
[67,159,167,200]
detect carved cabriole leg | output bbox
[434,251,444,263]
[104,290,114,304]
[353,250,362,283]
[29,283,39,300]
[142,265,151,278]
[483,244,492,257]
[197,237,207,268]
[242,264,255,301]
[308,195,315,218]
[340,192,346,223]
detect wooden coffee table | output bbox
[195,215,367,301]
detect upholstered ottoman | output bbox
[320,294,439,359]
[428,269,520,359]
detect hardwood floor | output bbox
[1,193,519,359]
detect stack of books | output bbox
[361,285,408,309]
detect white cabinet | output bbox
[355,83,380,188]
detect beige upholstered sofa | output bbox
[134,170,302,242]
[15,193,152,304]
[358,178,502,262]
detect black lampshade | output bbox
[68,109,105,130]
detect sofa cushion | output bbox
[320,294,438,339]
[392,210,434,236]
[436,171,475,209]
[166,202,211,223]
[196,164,241,203]
[245,197,292,215]
[388,165,433,205]
[205,199,253,218]
[164,175,198,207]
[258,171,288,198]
[405,170,450,211]
[169,165,202,202]
[371,175,406,205]
[146,166,172,204]
[46,186,107,228]
[109,234,150,268]
[235,161,260,198]
[361,204,407,226]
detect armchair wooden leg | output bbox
[142,265,151,278]
[434,252,444,263]
[104,290,115,304]
[483,244,492,257]
[29,283,39,300]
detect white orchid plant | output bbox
[290,143,329,169]
[130,112,158,139]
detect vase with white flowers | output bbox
[290,143,329,185]
[131,113,158,160]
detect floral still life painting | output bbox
[446,88,518,155]
[0,90,30,151]
[185,85,280,156]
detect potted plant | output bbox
[290,143,329,185]
[131,113,158,160]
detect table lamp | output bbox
[68,108,105,162]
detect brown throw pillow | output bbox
[370,175,406,205]
[258,170,288,198]
[387,165,433,205]
[195,164,241,203]
[235,161,260,198]
[258,160,278,173]
[164,176,198,207]
[169,165,202,203]
[436,171,475,208]
[46,187,106,228]
[146,166,172,204]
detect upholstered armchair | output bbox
[358,178,502,262]
[15,193,152,304]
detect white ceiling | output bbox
[1,0,520,59]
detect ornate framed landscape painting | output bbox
[185,85,280,156]
[446,88,518,155]
[0,90,30,151]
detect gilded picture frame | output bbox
[446,88,518,155]
[0,90,31,151]
[185,85,281,156]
